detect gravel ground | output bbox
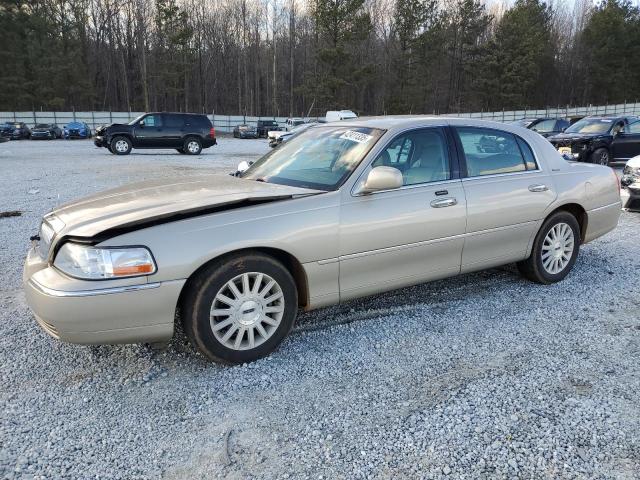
[1,140,639,479]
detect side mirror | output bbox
[139,121,145,127]
[356,166,403,194]
[236,161,250,176]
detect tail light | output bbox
[209,127,215,138]
[611,167,620,195]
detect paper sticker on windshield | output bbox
[340,130,373,143]
[600,119,612,122]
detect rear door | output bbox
[162,114,185,147]
[339,127,467,301]
[611,120,640,161]
[453,126,557,273]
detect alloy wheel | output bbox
[209,272,285,351]
[115,139,129,153]
[541,222,575,275]
[187,141,200,154]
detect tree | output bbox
[308,0,373,109]
[580,0,640,104]
[478,0,555,110]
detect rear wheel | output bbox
[184,137,202,155]
[517,211,580,284]
[182,253,298,364]
[590,147,609,166]
[110,136,132,155]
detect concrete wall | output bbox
[2,103,639,133]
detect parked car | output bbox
[31,123,62,140]
[94,112,216,155]
[233,124,259,139]
[257,120,281,138]
[24,118,621,364]
[1,121,31,139]
[268,122,316,148]
[284,118,305,131]
[509,117,569,138]
[621,154,640,211]
[64,122,92,139]
[325,110,358,122]
[548,115,639,165]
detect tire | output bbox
[184,137,202,155]
[182,252,298,364]
[110,136,132,155]
[590,147,609,166]
[517,211,580,284]
[176,148,185,154]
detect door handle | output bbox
[430,198,457,208]
[528,184,549,192]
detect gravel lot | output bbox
[1,139,639,479]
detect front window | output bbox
[371,128,450,186]
[565,118,614,134]
[35,124,50,129]
[241,126,384,190]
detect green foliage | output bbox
[581,0,640,103]
[308,0,373,108]
[479,0,555,110]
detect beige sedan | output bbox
[24,117,622,364]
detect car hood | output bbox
[548,132,605,143]
[47,174,322,241]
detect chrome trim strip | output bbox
[29,280,162,298]
[588,201,622,213]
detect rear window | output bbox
[455,127,533,177]
[186,115,211,128]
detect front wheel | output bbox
[110,136,132,155]
[517,211,580,284]
[181,253,298,364]
[184,137,202,155]
[590,147,609,166]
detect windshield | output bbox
[35,124,50,129]
[565,118,613,134]
[242,126,384,190]
[128,114,146,126]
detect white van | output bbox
[325,110,358,122]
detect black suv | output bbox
[94,112,216,155]
[548,115,640,165]
[256,119,281,138]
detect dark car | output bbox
[256,119,281,138]
[64,121,92,139]
[233,124,259,139]
[1,121,31,140]
[94,112,216,155]
[548,116,640,165]
[31,123,62,140]
[509,117,569,138]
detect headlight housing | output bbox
[54,243,156,280]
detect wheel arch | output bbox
[546,203,588,243]
[176,247,310,316]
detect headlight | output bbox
[54,243,156,279]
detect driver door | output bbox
[134,114,164,147]
[339,127,466,301]
[611,120,640,161]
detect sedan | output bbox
[31,123,62,140]
[64,121,92,139]
[233,124,259,139]
[24,118,621,364]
